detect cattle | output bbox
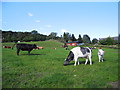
[3,46,12,48]
[12,43,37,55]
[51,47,56,50]
[61,43,69,50]
[98,47,104,62]
[64,47,92,66]
[34,46,44,50]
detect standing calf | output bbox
[64,47,92,66]
[98,47,104,62]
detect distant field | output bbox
[2,41,119,88]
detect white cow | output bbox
[64,47,92,66]
[98,47,104,62]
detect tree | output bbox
[2,31,48,42]
[63,32,71,42]
[78,34,83,43]
[92,38,98,44]
[99,37,117,45]
[31,30,39,34]
[71,34,76,41]
[83,34,91,44]
[106,37,116,45]
[48,32,57,39]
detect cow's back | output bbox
[98,49,104,55]
[71,47,91,58]
[16,44,36,51]
[71,47,83,56]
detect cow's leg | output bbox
[17,49,20,55]
[85,58,88,65]
[77,60,80,65]
[74,57,77,66]
[28,50,31,55]
[101,56,104,62]
[89,56,92,65]
[98,55,101,62]
[74,60,77,66]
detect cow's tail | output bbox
[12,42,17,50]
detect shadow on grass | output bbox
[21,54,46,55]
[65,61,95,66]
[103,59,106,62]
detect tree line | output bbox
[1,30,119,45]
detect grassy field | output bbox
[2,40,119,88]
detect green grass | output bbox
[2,41,119,88]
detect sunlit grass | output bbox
[2,41,118,88]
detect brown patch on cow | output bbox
[108,80,120,88]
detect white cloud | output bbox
[28,13,33,16]
[35,20,40,23]
[45,25,52,28]
[61,29,70,33]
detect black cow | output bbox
[13,43,37,55]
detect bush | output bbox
[99,37,117,45]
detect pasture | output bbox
[2,41,119,88]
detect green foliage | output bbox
[2,41,118,88]
[92,38,98,44]
[48,32,57,39]
[71,34,76,41]
[78,34,83,43]
[2,31,47,42]
[63,32,71,42]
[31,30,39,34]
[99,37,117,45]
[83,34,91,44]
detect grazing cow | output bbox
[64,47,92,66]
[12,43,37,55]
[98,47,104,62]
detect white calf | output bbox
[98,48,104,62]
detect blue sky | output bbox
[1,2,118,40]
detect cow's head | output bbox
[33,44,37,48]
[63,59,70,66]
[63,51,74,66]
